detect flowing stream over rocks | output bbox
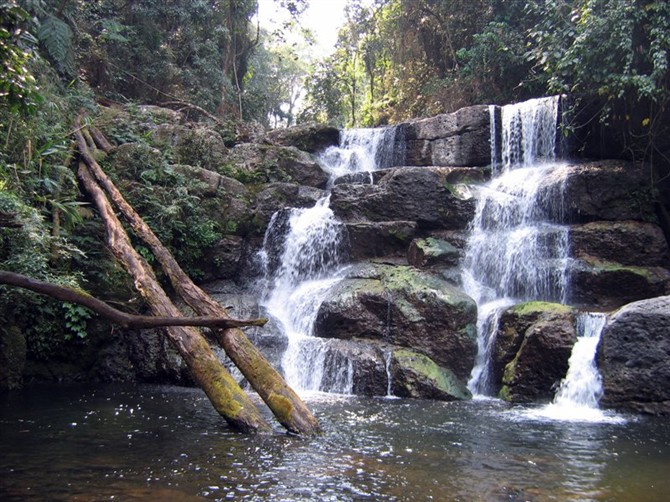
[258,129,395,393]
[464,96,573,396]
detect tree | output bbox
[526,0,670,170]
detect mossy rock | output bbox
[494,302,577,403]
[391,348,471,401]
[407,236,461,268]
[314,263,477,380]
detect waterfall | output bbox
[259,127,399,393]
[522,312,625,423]
[464,96,570,395]
[500,95,559,170]
[318,126,403,184]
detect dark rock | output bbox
[408,236,462,268]
[494,302,577,402]
[346,221,417,259]
[330,167,478,230]
[391,348,471,400]
[568,257,670,310]
[201,235,244,281]
[0,326,26,390]
[265,122,340,153]
[598,295,670,415]
[314,263,478,380]
[123,329,191,384]
[570,220,668,266]
[227,144,329,188]
[403,105,491,167]
[539,160,657,223]
[252,183,324,232]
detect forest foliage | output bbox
[1,0,669,363]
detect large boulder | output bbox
[538,160,657,223]
[494,302,577,402]
[226,144,329,188]
[570,220,668,266]
[568,257,670,310]
[265,122,340,153]
[598,295,670,415]
[403,105,491,167]
[330,167,480,230]
[314,263,478,380]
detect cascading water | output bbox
[522,312,625,423]
[259,127,398,393]
[463,96,571,395]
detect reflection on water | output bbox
[1,385,668,501]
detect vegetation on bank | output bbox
[1,0,669,373]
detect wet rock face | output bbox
[407,236,462,269]
[598,295,670,415]
[391,348,472,401]
[313,263,478,381]
[567,219,670,309]
[0,326,26,390]
[568,259,670,310]
[570,220,668,267]
[494,302,577,403]
[265,122,340,153]
[330,166,480,230]
[540,160,657,223]
[251,183,325,233]
[403,105,491,167]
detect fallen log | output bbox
[0,270,267,330]
[75,118,321,435]
[77,160,271,433]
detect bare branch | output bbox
[0,270,267,330]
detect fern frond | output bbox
[37,14,75,76]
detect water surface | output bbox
[1,385,668,501]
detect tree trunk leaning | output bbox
[77,121,321,435]
[76,161,271,433]
[76,120,322,435]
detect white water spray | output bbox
[260,127,399,393]
[522,312,625,423]
[464,96,570,395]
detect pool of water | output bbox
[1,384,668,501]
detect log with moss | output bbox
[76,159,271,433]
[75,119,321,435]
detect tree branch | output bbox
[0,270,267,330]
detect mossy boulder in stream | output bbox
[494,301,577,403]
[391,348,471,400]
[314,263,477,381]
